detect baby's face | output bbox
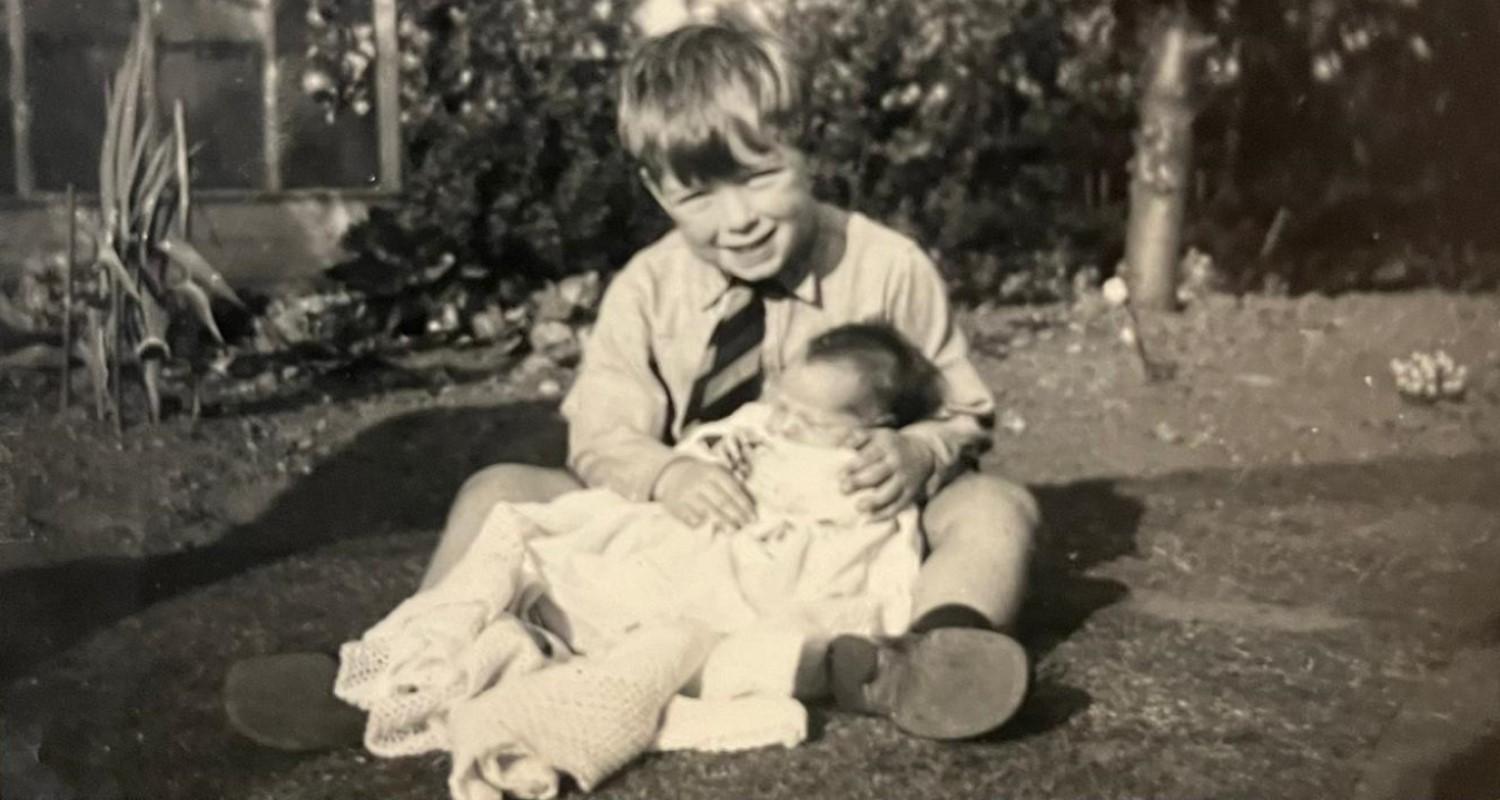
[765,360,885,446]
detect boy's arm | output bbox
[887,245,997,496]
[560,269,681,502]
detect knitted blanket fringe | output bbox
[333,498,809,800]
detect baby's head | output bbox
[767,323,945,446]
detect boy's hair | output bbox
[618,22,806,185]
[804,323,946,428]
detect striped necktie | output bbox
[682,281,771,428]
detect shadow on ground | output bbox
[1434,729,1500,800]
[0,397,1150,685]
[6,429,1500,799]
[0,399,567,682]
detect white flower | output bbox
[1102,276,1130,307]
[1312,53,1342,83]
[301,69,335,97]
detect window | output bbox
[2,0,398,198]
[275,0,380,189]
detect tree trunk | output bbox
[1124,16,1207,311]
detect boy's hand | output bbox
[654,457,757,531]
[839,430,935,520]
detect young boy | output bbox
[229,19,1038,750]
[432,22,1039,739]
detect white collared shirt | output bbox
[561,203,996,502]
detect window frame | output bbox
[1,0,401,205]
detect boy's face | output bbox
[644,141,818,285]
[765,359,887,446]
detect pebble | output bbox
[1153,421,1183,444]
[999,409,1028,435]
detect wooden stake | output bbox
[61,185,76,413]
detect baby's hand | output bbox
[711,427,764,480]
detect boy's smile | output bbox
[645,143,818,284]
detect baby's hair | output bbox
[803,323,945,428]
[618,22,806,185]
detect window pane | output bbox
[26,0,136,38]
[25,0,136,191]
[275,0,379,189]
[155,0,266,44]
[28,35,126,191]
[158,42,265,189]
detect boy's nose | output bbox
[716,188,759,236]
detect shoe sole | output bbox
[889,628,1030,740]
[223,653,365,752]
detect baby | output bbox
[532,322,944,680]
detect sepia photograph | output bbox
[1,0,1497,798]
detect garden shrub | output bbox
[311,0,1500,325]
[315,0,1133,324]
[319,0,662,335]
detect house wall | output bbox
[0,194,370,291]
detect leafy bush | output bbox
[318,0,662,337]
[791,0,1128,299]
[312,0,1499,315]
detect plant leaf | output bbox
[158,236,242,307]
[96,247,143,302]
[115,20,147,229]
[172,100,191,239]
[172,280,224,344]
[100,81,120,235]
[142,358,163,424]
[136,288,174,356]
[136,134,178,230]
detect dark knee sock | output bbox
[909,603,994,634]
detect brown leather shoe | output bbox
[223,653,365,752]
[827,628,1029,740]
